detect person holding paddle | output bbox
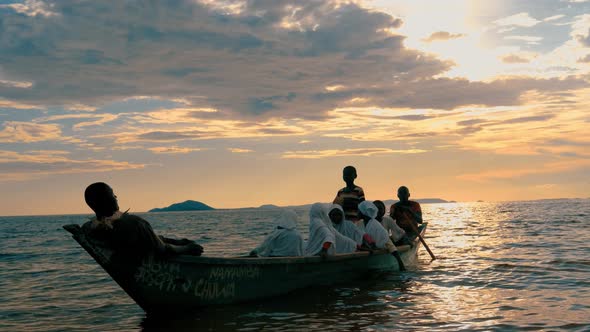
[389,186,422,238]
[390,186,436,260]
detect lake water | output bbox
[1,199,589,331]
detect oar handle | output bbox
[411,223,436,261]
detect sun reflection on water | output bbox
[1,200,589,331]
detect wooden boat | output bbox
[63,222,426,314]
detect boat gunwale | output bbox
[171,249,395,265]
[63,222,426,266]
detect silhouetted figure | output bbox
[373,200,407,245]
[333,166,365,223]
[389,186,423,239]
[249,210,304,257]
[83,182,203,262]
[358,201,406,271]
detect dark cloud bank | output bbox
[1,0,588,119]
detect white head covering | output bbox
[305,203,336,256]
[305,203,358,255]
[329,204,364,245]
[359,201,391,249]
[253,209,304,257]
[276,210,298,230]
[358,201,378,220]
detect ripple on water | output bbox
[1,201,590,330]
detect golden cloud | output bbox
[0,122,63,143]
[281,147,427,159]
[0,150,145,182]
[148,146,203,154]
[228,148,254,153]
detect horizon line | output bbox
[1,197,587,218]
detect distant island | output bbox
[258,204,281,209]
[148,198,452,213]
[149,200,215,212]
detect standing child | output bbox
[333,166,365,224]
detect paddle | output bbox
[397,204,436,261]
[410,221,436,261]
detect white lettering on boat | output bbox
[133,259,254,300]
[134,258,186,292]
[208,266,261,280]
[194,278,236,299]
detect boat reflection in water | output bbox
[140,273,417,331]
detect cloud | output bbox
[544,15,566,22]
[0,121,62,143]
[0,99,43,110]
[0,0,57,17]
[0,79,33,88]
[72,114,119,130]
[571,14,590,47]
[99,111,307,143]
[0,0,435,118]
[148,146,203,154]
[457,119,488,126]
[228,148,253,153]
[579,54,590,62]
[0,150,144,181]
[577,28,590,47]
[65,104,97,112]
[500,54,532,64]
[35,113,119,130]
[281,148,427,159]
[422,31,466,42]
[0,0,586,121]
[504,35,543,44]
[499,114,555,124]
[494,12,541,27]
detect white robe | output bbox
[254,210,304,257]
[306,203,357,255]
[359,201,396,253]
[330,204,365,245]
[381,215,406,242]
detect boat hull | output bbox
[64,223,425,313]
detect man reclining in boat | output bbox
[249,210,304,257]
[83,182,203,262]
[358,201,406,271]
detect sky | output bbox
[0,0,589,216]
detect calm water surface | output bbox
[1,199,589,331]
